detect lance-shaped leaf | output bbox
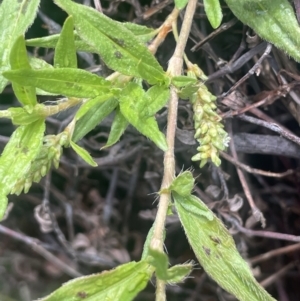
[54,16,77,68]
[10,36,37,107]
[37,260,154,301]
[140,85,170,118]
[70,141,97,167]
[3,68,111,98]
[142,224,155,260]
[27,33,96,53]
[224,0,300,62]
[203,0,223,29]
[75,94,115,121]
[119,83,168,151]
[26,23,156,51]
[28,58,58,95]
[0,0,40,92]
[54,0,167,85]
[0,120,45,220]
[29,57,54,70]
[173,192,276,301]
[73,98,118,142]
[102,107,129,149]
[122,22,157,43]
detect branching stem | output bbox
[150,1,198,300]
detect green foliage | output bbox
[11,132,68,195]
[54,0,168,85]
[0,0,286,300]
[75,94,116,121]
[141,85,170,118]
[38,260,154,301]
[103,107,129,149]
[174,192,276,301]
[224,0,300,62]
[26,23,156,50]
[0,0,40,92]
[70,141,97,167]
[170,172,276,301]
[0,120,45,220]
[27,32,97,53]
[73,98,119,142]
[10,36,37,107]
[119,83,168,151]
[148,249,193,283]
[203,0,223,29]
[169,170,195,196]
[54,16,77,69]
[171,76,197,88]
[3,68,112,98]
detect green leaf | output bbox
[119,83,168,151]
[174,0,189,10]
[102,108,129,149]
[203,0,223,29]
[224,0,300,62]
[10,36,37,107]
[0,0,40,92]
[70,141,97,167]
[148,249,192,283]
[3,68,111,98]
[54,0,167,85]
[165,263,193,283]
[29,57,54,70]
[141,224,155,260]
[27,32,96,53]
[75,94,115,121]
[54,16,77,68]
[123,23,157,43]
[171,76,197,88]
[26,24,155,51]
[0,120,45,220]
[28,58,58,95]
[37,260,154,301]
[175,194,214,221]
[8,106,44,125]
[173,193,276,301]
[73,98,118,142]
[140,85,170,118]
[148,249,169,280]
[170,171,194,197]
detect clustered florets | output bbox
[10,132,68,195]
[186,65,230,167]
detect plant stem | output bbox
[150,1,198,300]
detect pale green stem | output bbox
[0,110,12,118]
[156,279,166,301]
[41,97,82,117]
[150,1,198,300]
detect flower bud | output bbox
[194,128,202,139]
[191,153,202,161]
[24,178,33,194]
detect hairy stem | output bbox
[150,1,198,300]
